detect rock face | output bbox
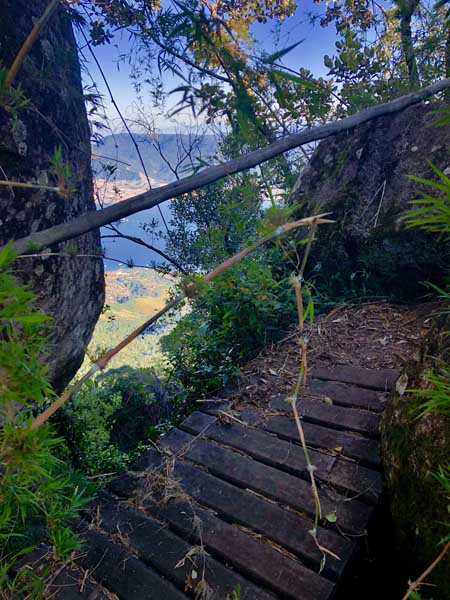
[296,103,450,300]
[0,1,104,391]
[381,317,450,597]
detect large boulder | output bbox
[0,1,104,391]
[295,103,450,300]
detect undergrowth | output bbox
[161,257,297,398]
[57,366,183,476]
[0,245,91,597]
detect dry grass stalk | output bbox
[134,458,190,508]
[288,221,340,570]
[401,539,450,600]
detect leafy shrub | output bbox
[0,245,90,593]
[59,366,183,476]
[161,258,297,397]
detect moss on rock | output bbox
[381,319,450,597]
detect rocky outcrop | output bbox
[296,103,450,300]
[0,1,104,391]
[381,316,450,597]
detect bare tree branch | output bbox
[102,228,187,273]
[7,77,450,255]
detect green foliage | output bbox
[0,247,90,592]
[405,156,450,419]
[227,583,241,600]
[0,422,89,561]
[162,258,296,397]
[0,66,30,116]
[0,244,54,413]
[411,366,450,418]
[401,124,450,596]
[167,173,262,271]
[49,146,74,197]
[404,164,450,236]
[59,366,183,475]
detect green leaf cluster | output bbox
[58,366,183,476]
[0,245,54,415]
[161,258,297,397]
[0,247,90,593]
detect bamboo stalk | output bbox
[0,180,60,193]
[6,0,61,86]
[288,222,341,569]
[30,214,333,430]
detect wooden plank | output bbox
[311,365,400,391]
[161,427,371,534]
[91,500,276,600]
[76,527,189,600]
[142,496,334,600]
[241,409,381,468]
[269,395,380,438]
[181,411,382,503]
[130,449,354,581]
[308,379,386,412]
[14,546,110,600]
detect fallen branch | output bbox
[7,78,450,255]
[29,214,333,430]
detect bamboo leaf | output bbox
[261,41,304,65]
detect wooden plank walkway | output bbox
[72,363,400,600]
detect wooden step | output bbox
[307,379,387,412]
[88,500,276,600]
[269,394,380,438]
[311,365,400,391]
[241,409,381,468]
[112,451,355,580]
[141,497,334,600]
[181,411,382,503]
[85,362,401,599]
[159,426,372,534]
[76,527,189,600]
[14,546,111,600]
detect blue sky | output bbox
[78,1,339,131]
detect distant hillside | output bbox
[80,269,178,372]
[92,132,217,183]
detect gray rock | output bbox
[294,102,450,300]
[0,0,104,391]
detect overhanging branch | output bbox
[8,77,450,255]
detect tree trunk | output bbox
[0,0,104,391]
[397,0,420,87]
[446,25,450,78]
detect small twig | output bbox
[217,410,246,425]
[401,539,450,600]
[373,179,387,227]
[6,0,61,86]
[17,252,166,272]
